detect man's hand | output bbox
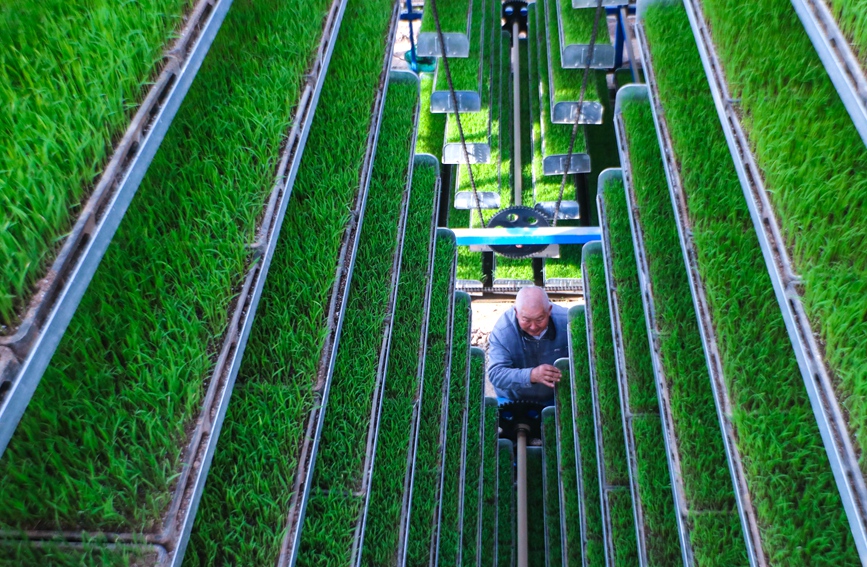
[530,364,561,388]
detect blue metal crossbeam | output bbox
[451,227,601,246]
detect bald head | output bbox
[514,286,552,336]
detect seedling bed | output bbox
[418,0,472,57]
[481,398,500,567]
[541,407,564,567]
[527,446,547,567]
[431,0,487,112]
[461,348,487,567]
[497,439,515,567]
[554,0,615,68]
[553,357,583,567]
[0,0,235,457]
[0,1,345,565]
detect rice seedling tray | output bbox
[461,347,487,567]
[0,541,167,566]
[632,23,764,563]
[273,9,400,564]
[541,406,564,567]
[0,1,347,563]
[417,0,472,57]
[430,0,488,113]
[788,0,867,145]
[553,0,615,68]
[405,228,459,567]
[668,0,867,557]
[481,397,500,567]
[0,0,236,458]
[497,438,515,567]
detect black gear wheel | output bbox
[488,205,550,258]
[498,399,546,442]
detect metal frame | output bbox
[0,0,235,458]
[0,3,347,564]
[563,315,590,567]
[596,170,649,567]
[634,14,766,563]
[556,0,616,68]
[673,0,867,559]
[613,84,695,567]
[277,6,400,564]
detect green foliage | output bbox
[645,3,859,562]
[558,0,611,46]
[555,363,584,567]
[420,0,471,34]
[0,0,332,534]
[0,0,191,324]
[417,74,447,160]
[542,411,563,567]
[0,541,150,567]
[584,70,619,226]
[609,489,639,566]
[544,0,603,105]
[434,0,485,92]
[827,0,867,68]
[462,351,486,567]
[497,442,514,567]
[527,447,546,567]
[481,403,499,567]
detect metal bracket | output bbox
[417,32,471,57]
[552,100,604,124]
[455,192,501,209]
[543,153,592,174]
[443,142,491,164]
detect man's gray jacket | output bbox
[487,304,569,402]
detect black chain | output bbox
[430,0,487,228]
[553,0,604,226]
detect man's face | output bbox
[517,303,552,336]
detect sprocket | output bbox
[488,205,550,258]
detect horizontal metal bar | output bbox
[573,0,627,6]
[542,154,592,175]
[452,227,601,246]
[417,32,471,57]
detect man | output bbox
[487,286,569,403]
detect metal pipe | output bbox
[516,425,529,567]
[512,21,522,206]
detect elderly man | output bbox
[487,286,569,403]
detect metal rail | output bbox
[633,16,766,564]
[277,7,400,564]
[674,0,867,559]
[0,0,235,458]
[556,0,615,69]
[596,171,650,567]
[0,2,347,564]
[613,84,695,567]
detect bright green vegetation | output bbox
[420,0,471,35]
[434,0,485,92]
[569,311,605,566]
[449,206,482,281]
[462,350,486,567]
[527,447,546,567]
[826,1,867,67]
[584,71,618,225]
[406,232,457,567]
[542,410,564,566]
[544,0,602,105]
[417,73,447,160]
[184,0,397,562]
[558,0,611,46]
[481,402,499,567]
[585,251,629,486]
[497,442,514,567]
[362,162,438,567]
[297,79,419,563]
[702,0,867,475]
[555,362,584,567]
[609,489,639,567]
[439,293,472,567]
[0,0,191,325]
[619,94,746,564]
[0,0,332,534]
[644,3,860,562]
[0,542,151,567]
[495,257,535,281]
[602,178,681,565]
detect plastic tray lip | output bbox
[276,6,400,565]
[613,85,696,567]
[0,0,237,459]
[634,9,766,564]
[0,1,347,562]
[671,0,867,559]
[596,177,651,567]
[789,0,867,147]
[555,0,616,69]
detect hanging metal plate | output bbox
[455,191,501,209]
[416,32,471,58]
[552,100,604,124]
[572,0,626,6]
[543,153,591,175]
[430,91,482,113]
[443,142,491,164]
[562,44,616,68]
[535,201,580,220]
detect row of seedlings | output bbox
[541,407,564,567]
[182,1,401,564]
[528,446,547,567]
[553,0,615,69]
[482,396,501,567]
[613,85,748,566]
[429,0,486,114]
[417,0,473,58]
[597,170,682,566]
[581,243,638,566]
[292,72,421,564]
[462,348,488,567]
[416,74,448,161]
[676,0,867,555]
[437,292,473,567]
[0,1,344,564]
[498,438,516,567]
[0,0,233,453]
[359,156,441,567]
[639,2,862,563]
[405,230,459,567]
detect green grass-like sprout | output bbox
[542,410,564,566]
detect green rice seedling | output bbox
[420,0,471,35]
[619,91,746,563]
[602,177,681,565]
[0,0,191,325]
[433,0,485,94]
[608,489,639,567]
[826,0,867,68]
[554,360,584,567]
[583,71,619,225]
[544,0,603,107]
[568,312,605,566]
[497,440,515,567]
[406,232,457,567]
[296,79,419,564]
[495,257,535,281]
[482,401,499,567]
[361,162,438,567]
[417,74,447,160]
[542,410,564,566]
[558,0,611,46]
[439,292,472,567]
[0,0,334,535]
[0,541,151,567]
[462,349,486,567]
[643,3,860,562]
[527,447,546,567]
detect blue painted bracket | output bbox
[451,227,602,246]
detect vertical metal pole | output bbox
[512,22,523,206]
[517,426,529,567]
